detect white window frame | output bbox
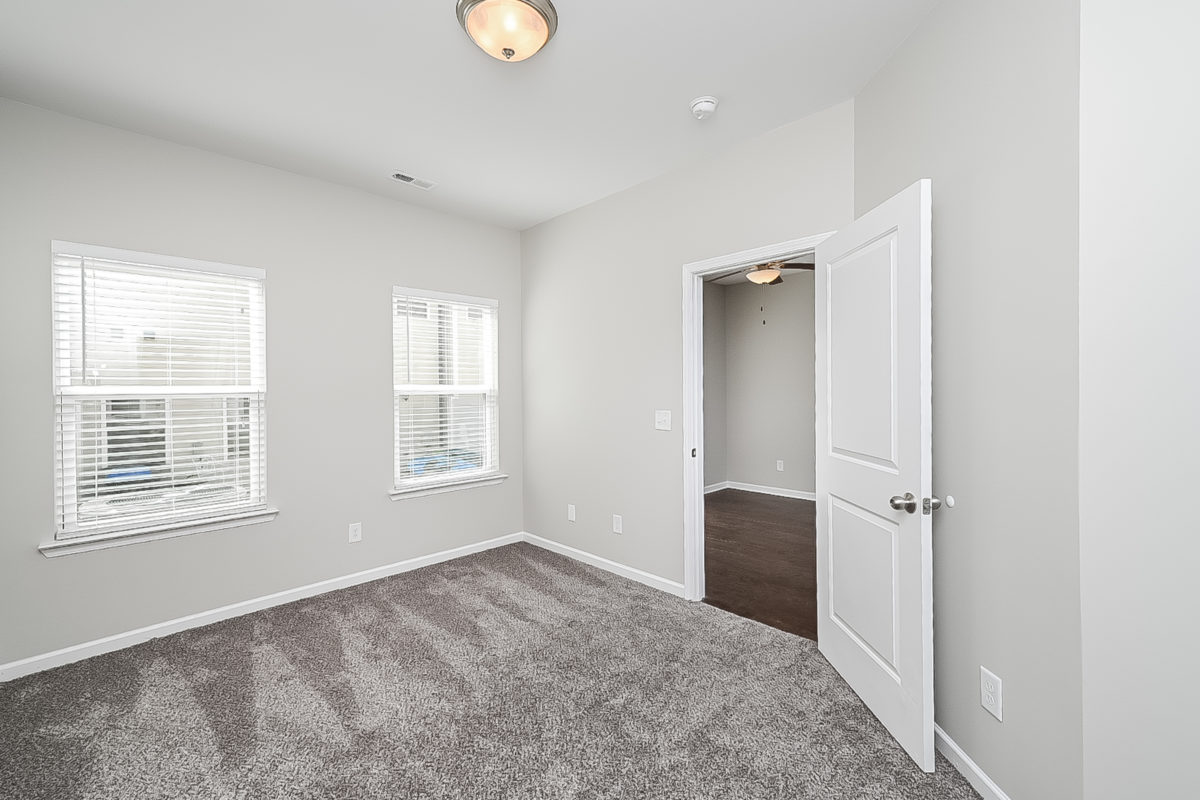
[390,286,505,499]
[42,242,277,557]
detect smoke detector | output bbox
[390,171,436,191]
[690,96,719,120]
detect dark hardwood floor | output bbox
[703,489,817,640]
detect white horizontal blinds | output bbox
[52,246,267,538]
[393,289,498,487]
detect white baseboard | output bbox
[521,532,687,598]
[0,531,1009,800]
[710,481,816,501]
[935,725,1011,800]
[0,530,690,682]
[0,532,524,683]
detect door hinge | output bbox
[691,448,697,458]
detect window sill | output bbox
[39,508,280,558]
[388,472,508,501]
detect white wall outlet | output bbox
[348,522,363,543]
[612,514,623,534]
[776,460,785,472]
[567,504,576,522]
[980,666,1003,721]
[654,410,672,431]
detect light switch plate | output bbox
[654,410,672,431]
[612,514,623,534]
[348,522,362,543]
[567,504,576,522]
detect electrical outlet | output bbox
[980,666,1003,721]
[567,504,576,522]
[776,460,785,472]
[348,522,362,543]
[612,514,623,534]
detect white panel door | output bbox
[815,179,934,771]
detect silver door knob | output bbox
[922,495,955,514]
[889,492,918,514]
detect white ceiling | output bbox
[0,1,938,230]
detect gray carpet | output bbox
[0,543,979,799]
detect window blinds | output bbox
[51,243,267,538]
[392,288,499,488]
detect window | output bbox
[392,287,500,494]
[51,242,268,542]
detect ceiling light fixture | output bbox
[746,263,783,284]
[456,0,558,62]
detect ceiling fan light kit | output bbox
[738,260,814,285]
[746,263,783,284]
[457,0,558,62]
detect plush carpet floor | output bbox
[0,543,979,799]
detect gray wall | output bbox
[522,102,854,581]
[723,277,815,493]
[702,282,727,486]
[1079,2,1199,797]
[0,99,524,664]
[854,1,1082,798]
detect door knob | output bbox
[889,492,918,514]
[922,495,955,514]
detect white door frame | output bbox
[680,232,835,602]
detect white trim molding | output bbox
[704,481,816,501]
[388,473,508,500]
[39,508,280,558]
[681,231,835,602]
[935,725,1012,800]
[2,532,523,682]
[2,531,687,682]
[522,533,686,598]
[8,521,1005,800]
[390,285,499,309]
[52,240,266,280]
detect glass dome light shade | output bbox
[458,0,558,62]
[746,267,783,284]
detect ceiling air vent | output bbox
[390,171,436,191]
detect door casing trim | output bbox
[680,232,835,601]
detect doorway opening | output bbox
[700,265,819,639]
[680,233,832,609]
